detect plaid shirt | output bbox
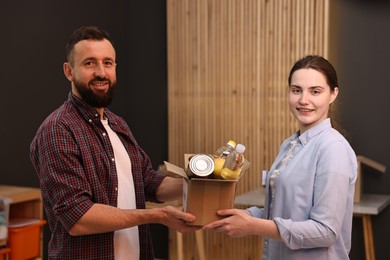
[30,92,165,259]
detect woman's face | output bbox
[289,68,338,133]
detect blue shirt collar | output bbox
[292,118,332,146]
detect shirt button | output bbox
[95,113,99,117]
[88,119,92,123]
[115,187,118,191]
[102,133,106,137]
[111,158,115,162]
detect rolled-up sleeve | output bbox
[247,206,264,218]
[31,123,95,231]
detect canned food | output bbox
[187,154,215,178]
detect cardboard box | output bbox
[164,154,249,226]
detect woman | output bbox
[204,55,357,260]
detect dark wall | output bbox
[329,1,390,259]
[1,0,168,258]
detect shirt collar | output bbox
[294,118,332,146]
[68,92,120,127]
[68,92,102,121]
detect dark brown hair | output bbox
[65,26,115,64]
[288,55,338,91]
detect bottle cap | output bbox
[236,144,246,153]
[227,140,237,148]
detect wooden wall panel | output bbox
[167,0,329,259]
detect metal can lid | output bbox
[188,154,215,177]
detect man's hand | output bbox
[160,205,200,233]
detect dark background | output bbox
[330,1,390,259]
[1,1,389,259]
[1,0,169,258]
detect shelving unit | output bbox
[0,185,43,259]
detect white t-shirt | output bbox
[102,119,139,259]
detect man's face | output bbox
[64,39,117,108]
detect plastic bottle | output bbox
[212,140,237,178]
[214,140,237,158]
[220,144,246,180]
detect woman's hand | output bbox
[202,209,254,237]
[203,208,281,240]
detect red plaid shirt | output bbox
[30,92,165,259]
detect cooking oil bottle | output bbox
[220,143,245,180]
[212,140,236,178]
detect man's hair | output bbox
[65,25,115,64]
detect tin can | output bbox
[187,154,215,178]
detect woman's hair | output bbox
[288,55,347,137]
[288,55,338,91]
[65,25,115,64]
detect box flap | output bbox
[164,161,188,179]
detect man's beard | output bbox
[74,77,116,108]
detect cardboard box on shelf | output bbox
[164,154,250,226]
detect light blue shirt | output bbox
[248,118,357,260]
